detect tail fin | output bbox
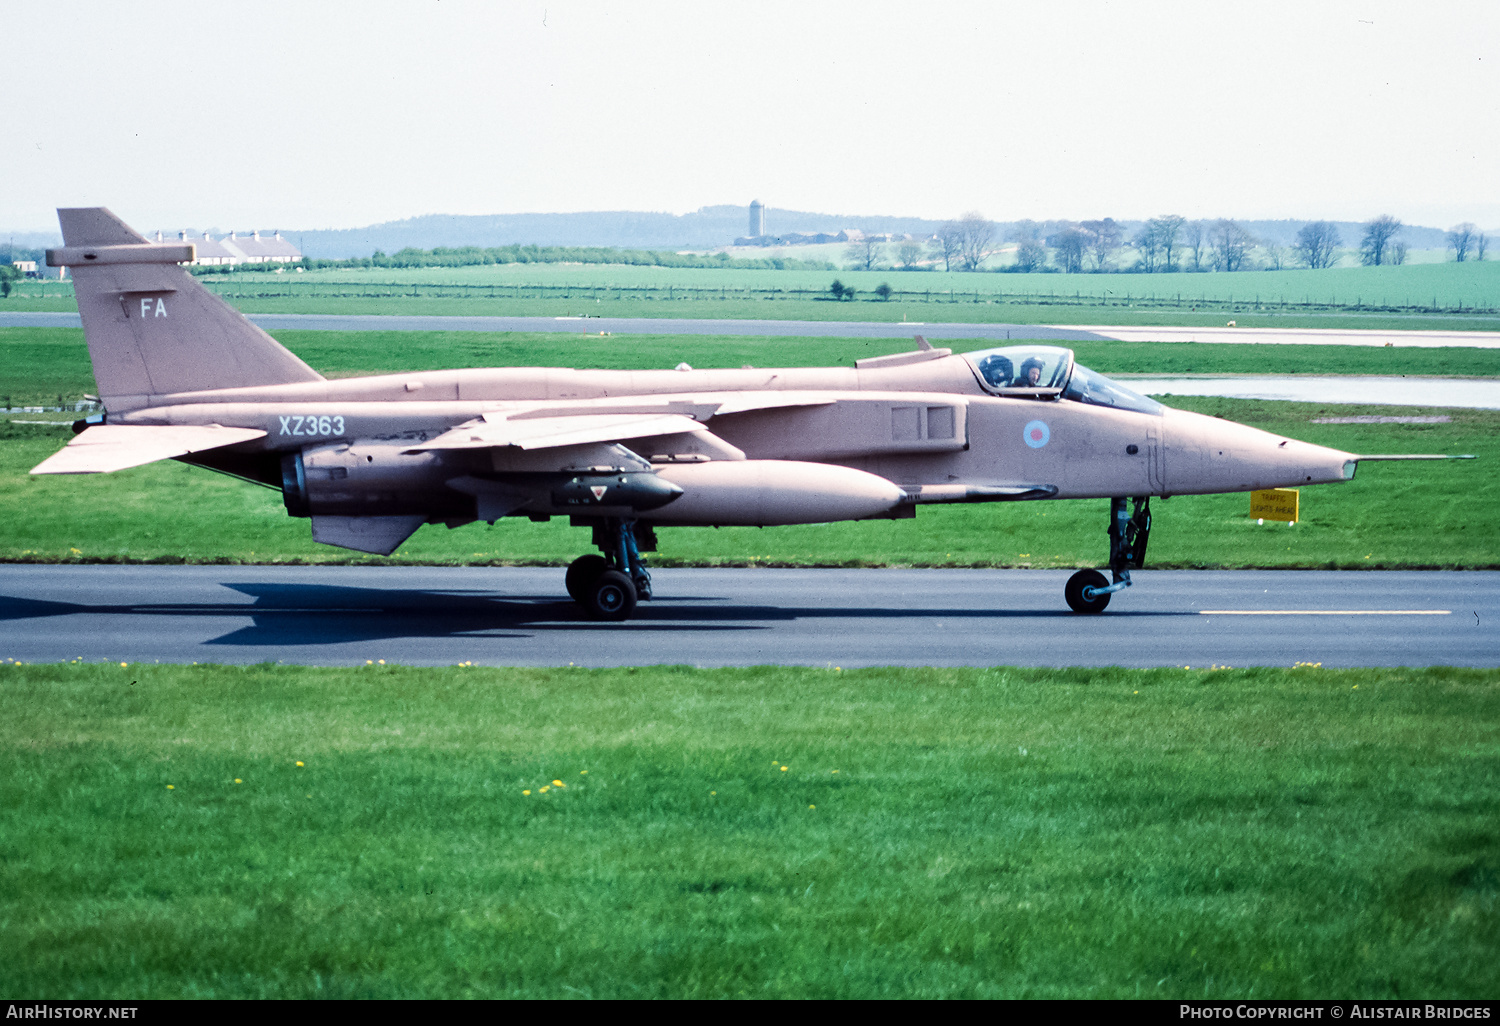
[51,207,323,409]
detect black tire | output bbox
[586,570,637,621]
[1065,569,1112,614]
[565,554,610,603]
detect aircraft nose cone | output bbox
[1161,408,1356,495]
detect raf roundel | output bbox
[1023,420,1050,449]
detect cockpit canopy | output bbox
[963,345,1163,415]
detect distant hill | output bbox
[0,209,1464,260]
[289,209,1459,259]
[290,205,952,258]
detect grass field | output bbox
[3,397,1493,569]
[2,661,1495,998]
[4,326,1500,409]
[5,257,1500,323]
[156,254,1500,308]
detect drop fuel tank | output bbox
[641,460,905,526]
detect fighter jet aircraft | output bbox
[32,208,1466,619]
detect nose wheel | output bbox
[1066,497,1150,614]
[568,519,655,620]
[1065,569,1112,614]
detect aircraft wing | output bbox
[408,412,709,452]
[30,424,268,475]
[489,392,840,421]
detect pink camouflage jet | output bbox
[34,208,1466,619]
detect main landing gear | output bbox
[566,518,656,621]
[1066,496,1150,614]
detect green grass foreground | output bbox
[2,398,1494,569]
[2,662,1496,998]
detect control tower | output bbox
[749,200,765,238]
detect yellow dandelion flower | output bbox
[234,778,242,784]
[166,784,174,790]
[378,659,385,665]
[832,769,839,774]
[1352,685,1358,689]
[552,779,563,786]
[366,660,373,665]
[711,790,717,795]
[523,790,531,795]
[580,770,588,775]
[295,761,304,767]
[780,766,788,772]
[120,662,128,668]
[809,805,816,809]
[539,786,549,793]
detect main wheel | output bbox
[1065,569,1112,614]
[585,569,638,621]
[565,554,610,603]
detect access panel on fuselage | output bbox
[708,396,967,461]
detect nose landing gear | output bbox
[566,518,656,621]
[1066,496,1150,614]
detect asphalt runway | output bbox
[7,311,1498,348]
[0,565,1493,668]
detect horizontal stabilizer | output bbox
[30,424,267,475]
[408,412,707,452]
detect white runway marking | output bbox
[1199,609,1451,615]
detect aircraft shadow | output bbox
[0,581,1185,650]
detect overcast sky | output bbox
[3,0,1497,234]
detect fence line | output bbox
[5,279,1496,316]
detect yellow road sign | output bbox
[1250,488,1299,522]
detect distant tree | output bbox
[1013,238,1046,273]
[1132,222,1163,273]
[1389,241,1408,265]
[1448,222,1478,262]
[930,222,962,273]
[1478,234,1489,261]
[1211,219,1255,272]
[1262,241,1287,270]
[1079,218,1121,271]
[1,280,10,299]
[1053,226,1088,273]
[874,282,894,301]
[1149,215,1186,272]
[1183,220,1209,272]
[846,235,885,271]
[1009,221,1046,272]
[1360,215,1403,266]
[1294,221,1341,269]
[956,211,996,271]
[828,279,855,301]
[896,240,925,270]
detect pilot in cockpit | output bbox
[1016,357,1045,387]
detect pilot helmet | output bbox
[1017,357,1046,384]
